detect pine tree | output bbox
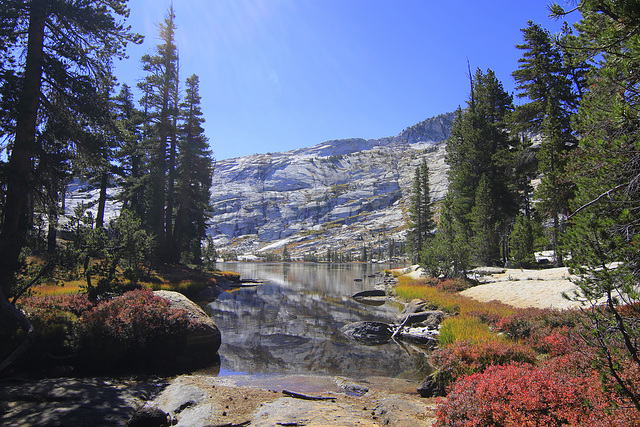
[470,175,499,266]
[420,194,470,278]
[139,5,179,262]
[512,21,578,266]
[510,214,535,266]
[172,74,213,264]
[113,84,145,219]
[407,159,435,260]
[554,0,640,410]
[444,68,516,267]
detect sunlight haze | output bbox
[115,0,578,160]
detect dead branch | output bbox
[282,389,336,401]
[568,183,626,219]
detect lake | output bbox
[203,262,432,382]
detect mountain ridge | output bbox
[209,111,455,260]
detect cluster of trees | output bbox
[408,20,581,276]
[0,2,214,368]
[409,1,640,408]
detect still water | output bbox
[204,262,430,381]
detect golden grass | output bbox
[438,315,501,346]
[395,275,517,318]
[29,266,239,298]
[31,280,85,296]
[395,274,519,345]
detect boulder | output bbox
[402,311,444,329]
[126,405,169,427]
[396,299,438,322]
[395,327,439,347]
[352,289,388,306]
[417,373,445,398]
[340,321,393,345]
[352,289,386,299]
[374,394,438,426]
[153,291,221,371]
[397,299,445,329]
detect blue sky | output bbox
[114,0,579,160]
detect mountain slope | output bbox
[209,112,455,260]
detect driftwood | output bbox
[282,389,336,401]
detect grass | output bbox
[30,280,85,296]
[395,275,517,318]
[394,274,519,345]
[29,265,241,299]
[439,315,501,346]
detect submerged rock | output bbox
[340,321,394,345]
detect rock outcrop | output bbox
[208,112,455,259]
[153,291,221,372]
[142,374,438,426]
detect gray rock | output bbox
[417,372,445,398]
[374,394,437,426]
[397,299,439,322]
[153,291,221,371]
[403,311,445,329]
[126,405,169,427]
[153,376,220,427]
[0,377,165,427]
[250,397,373,427]
[340,321,394,345]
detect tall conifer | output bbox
[139,5,179,262]
[512,21,578,266]
[173,74,213,263]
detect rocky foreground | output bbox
[1,373,439,426]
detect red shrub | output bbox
[431,339,537,390]
[435,364,639,427]
[436,278,473,293]
[79,289,195,347]
[20,293,93,317]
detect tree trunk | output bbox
[47,207,57,253]
[0,2,46,300]
[0,2,47,372]
[95,170,108,229]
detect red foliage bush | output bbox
[20,293,93,317]
[435,278,473,293]
[79,289,195,347]
[10,290,208,374]
[431,339,538,390]
[495,308,584,352]
[435,364,640,427]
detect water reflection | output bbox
[204,262,429,380]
